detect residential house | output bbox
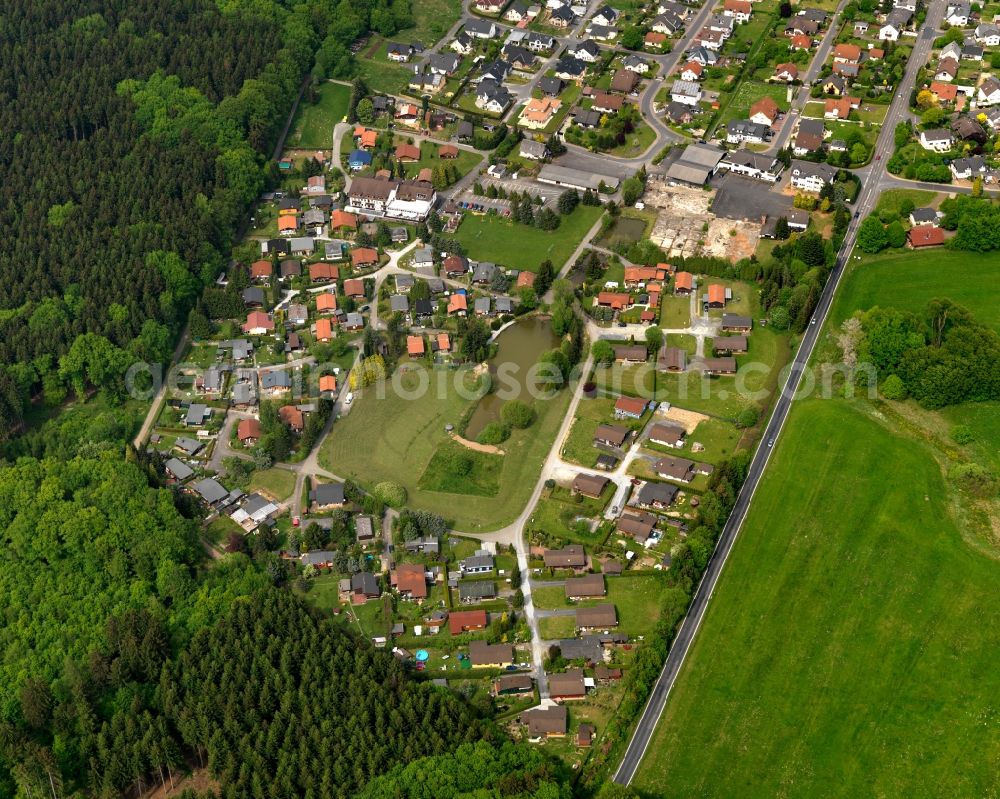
[610,69,640,94]
[645,31,669,48]
[713,335,749,354]
[594,423,631,448]
[723,0,752,19]
[250,259,272,280]
[935,58,959,82]
[476,79,513,113]
[879,8,912,40]
[278,405,304,433]
[617,510,657,543]
[393,563,429,599]
[789,160,837,192]
[521,705,567,738]
[623,54,649,73]
[460,550,495,574]
[978,76,1000,106]
[648,422,686,448]
[554,55,587,80]
[576,604,617,631]
[544,544,587,569]
[950,154,986,179]
[975,22,1000,45]
[387,42,415,62]
[674,271,694,294]
[572,473,610,499]
[448,609,488,634]
[722,149,783,181]
[470,640,514,667]
[520,139,550,160]
[242,311,274,335]
[773,62,798,82]
[350,572,380,603]
[722,313,752,332]
[591,92,624,113]
[614,396,647,419]
[242,286,265,307]
[680,62,703,82]
[654,456,695,482]
[908,225,946,247]
[465,18,497,38]
[919,128,955,152]
[548,670,587,701]
[952,116,987,143]
[703,357,738,374]
[671,79,702,106]
[596,291,632,309]
[657,346,687,372]
[726,119,771,144]
[311,482,346,510]
[635,480,679,510]
[520,96,562,129]
[748,96,780,126]
[909,207,941,226]
[451,32,474,54]
[459,580,497,603]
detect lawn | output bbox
[607,121,658,159]
[319,365,573,531]
[664,334,696,356]
[418,439,502,497]
[717,81,789,127]
[406,0,463,44]
[633,398,1000,798]
[560,396,619,468]
[287,82,351,150]
[529,488,610,546]
[830,249,1000,333]
[453,205,604,272]
[873,188,939,220]
[248,467,297,502]
[659,295,690,329]
[535,575,671,637]
[643,416,742,465]
[538,615,576,639]
[356,40,413,95]
[397,140,483,183]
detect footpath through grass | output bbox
[453,206,604,272]
[634,398,1000,798]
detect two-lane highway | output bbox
[613,0,946,785]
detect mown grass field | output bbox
[287,82,351,149]
[248,467,296,501]
[830,249,1000,332]
[453,205,604,272]
[717,81,789,127]
[535,575,671,637]
[634,398,1000,797]
[319,366,572,531]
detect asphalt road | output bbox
[612,0,946,785]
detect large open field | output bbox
[453,206,604,272]
[830,249,1000,332]
[633,397,1000,797]
[319,366,572,531]
[287,82,351,150]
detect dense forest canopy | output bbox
[0,0,402,437]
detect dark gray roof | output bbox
[164,458,193,481]
[311,482,346,506]
[194,478,228,504]
[459,580,497,600]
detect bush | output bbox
[951,424,975,445]
[948,462,996,496]
[373,481,407,508]
[477,422,510,446]
[880,374,907,400]
[735,405,760,429]
[501,400,535,429]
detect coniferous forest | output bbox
[0,2,570,797]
